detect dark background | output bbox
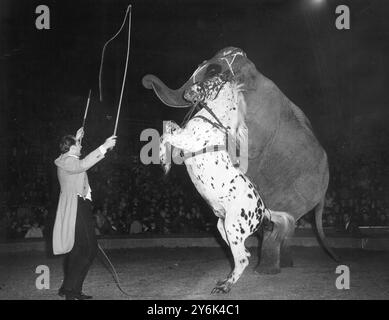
[0,0,388,201]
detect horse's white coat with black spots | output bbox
[160,79,274,293]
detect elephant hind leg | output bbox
[280,240,294,268]
[255,210,295,274]
[256,233,281,274]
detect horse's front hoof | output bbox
[211,280,232,294]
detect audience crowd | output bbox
[2,136,389,241]
[296,146,389,232]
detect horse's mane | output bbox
[231,82,248,153]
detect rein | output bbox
[178,73,241,162]
[180,102,201,127]
[180,103,235,161]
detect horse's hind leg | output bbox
[216,217,229,246]
[211,216,252,294]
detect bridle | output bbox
[181,71,231,132]
[179,80,238,161]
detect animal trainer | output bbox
[52,3,132,299]
[53,126,117,300]
[144,47,339,293]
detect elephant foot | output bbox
[211,280,232,294]
[255,265,281,275]
[280,244,294,268]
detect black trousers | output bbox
[62,197,97,294]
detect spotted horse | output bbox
[159,72,295,294]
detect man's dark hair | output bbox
[59,135,76,154]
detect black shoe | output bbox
[64,292,93,300]
[78,293,93,300]
[58,286,67,297]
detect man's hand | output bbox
[103,136,117,151]
[76,127,84,141]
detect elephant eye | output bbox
[205,64,222,79]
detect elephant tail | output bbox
[313,197,340,262]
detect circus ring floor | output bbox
[1,230,389,300]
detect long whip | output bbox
[95,4,133,297]
[99,5,132,102]
[79,89,91,145]
[82,89,92,128]
[97,243,132,297]
[113,5,132,136]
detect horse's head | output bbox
[184,73,248,151]
[183,69,231,104]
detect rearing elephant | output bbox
[142,47,338,273]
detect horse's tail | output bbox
[263,209,295,242]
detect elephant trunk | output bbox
[142,74,192,108]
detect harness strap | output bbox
[181,144,226,160]
[200,104,229,133]
[192,114,230,153]
[181,96,240,162]
[192,115,224,130]
[181,102,201,127]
